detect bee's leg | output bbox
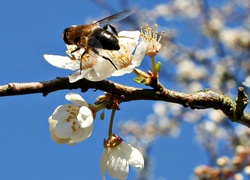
[69,46,85,73]
[91,48,118,70]
[103,24,133,39]
[108,25,118,36]
[103,25,108,30]
[71,47,81,53]
[108,25,134,39]
[79,51,87,73]
[103,24,118,36]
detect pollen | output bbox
[119,54,127,61]
[108,51,116,60]
[71,125,77,132]
[80,53,95,70]
[65,106,79,122]
[72,106,79,111]
[66,115,73,122]
[115,53,132,68]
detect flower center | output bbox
[106,45,132,69]
[117,53,132,68]
[66,105,80,132]
[80,54,96,70]
[66,45,96,70]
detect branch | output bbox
[0,77,249,127]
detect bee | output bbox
[62,9,134,70]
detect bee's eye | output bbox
[73,37,80,43]
[62,28,71,44]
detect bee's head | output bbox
[62,25,82,45]
[62,27,72,45]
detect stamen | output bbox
[80,54,95,70]
[140,24,164,57]
[158,31,165,42]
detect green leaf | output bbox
[134,77,142,83]
[133,77,147,84]
[155,61,161,72]
[140,79,147,83]
[100,110,105,120]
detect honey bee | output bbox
[62,9,134,69]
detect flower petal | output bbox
[65,93,88,107]
[69,124,93,144]
[118,30,140,41]
[48,116,58,132]
[53,120,73,139]
[44,54,80,70]
[100,149,109,180]
[106,148,129,179]
[84,60,116,81]
[120,142,144,169]
[49,117,71,144]
[51,104,76,123]
[68,70,88,83]
[118,31,140,53]
[50,130,71,144]
[132,42,147,66]
[112,66,134,76]
[77,106,93,128]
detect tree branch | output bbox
[1,77,249,127]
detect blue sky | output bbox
[0,1,208,179]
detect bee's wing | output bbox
[93,9,134,27]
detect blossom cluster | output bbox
[44,24,163,179]
[195,146,250,180]
[49,93,144,179]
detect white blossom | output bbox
[140,24,164,57]
[100,140,144,180]
[48,93,94,145]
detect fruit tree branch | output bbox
[0,77,249,127]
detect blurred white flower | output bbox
[233,173,244,180]
[174,0,200,18]
[153,101,168,117]
[216,156,230,166]
[244,165,250,175]
[208,110,225,123]
[219,28,250,49]
[100,135,144,180]
[177,59,207,80]
[48,93,94,145]
[44,31,145,82]
[235,125,250,146]
[242,76,250,87]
